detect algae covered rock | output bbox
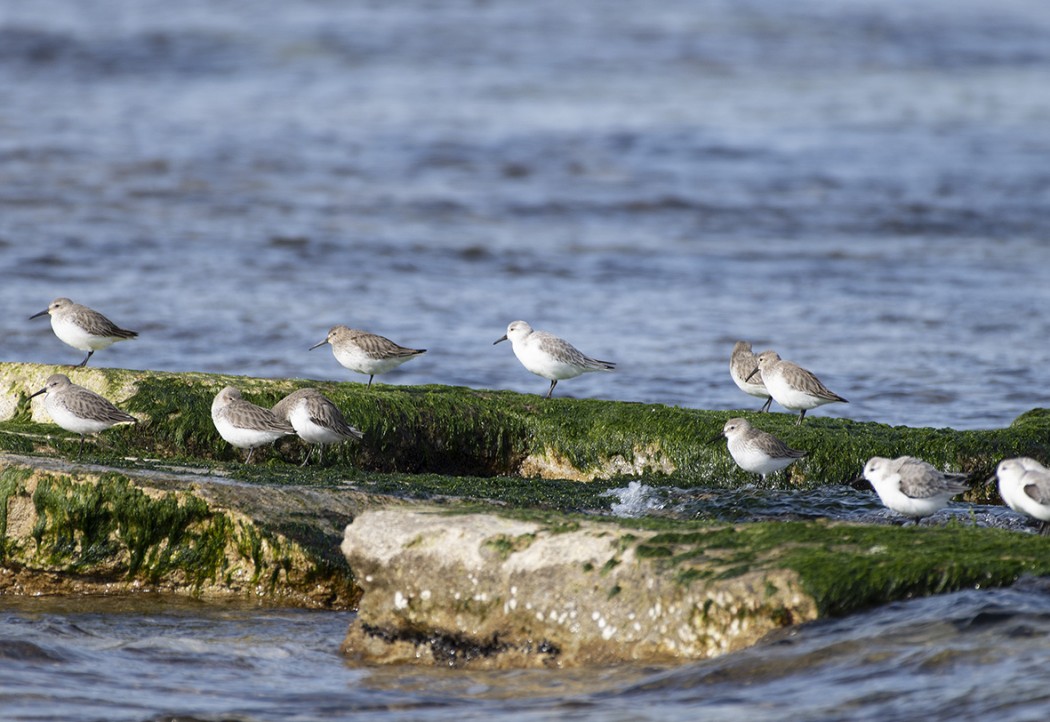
[0,456,360,607]
[7,362,1050,668]
[340,508,1050,667]
[4,360,1050,492]
[340,509,819,668]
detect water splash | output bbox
[601,481,667,518]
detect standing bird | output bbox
[993,458,1050,535]
[211,386,295,463]
[746,350,847,425]
[28,373,137,458]
[30,297,138,367]
[494,320,615,399]
[717,417,805,479]
[310,325,426,388]
[730,341,773,412]
[862,455,969,521]
[272,388,364,466]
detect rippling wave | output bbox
[2,0,1050,718]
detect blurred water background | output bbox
[2,0,1050,720]
[2,0,1050,428]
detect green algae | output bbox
[271,518,355,570]
[0,463,356,605]
[5,360,1050,627]
[483,532,537,560]
[6,363,1050,495]
[121,375,532,474]
[344,385,530,475]
[547,400,711,474]
[0,466,33,562]
[229,525,300,593]
[6,362,1050,618]
[201,458,625,513]
[29,472,229,585]
[773,521,1050,616]
[621,519,1050,617]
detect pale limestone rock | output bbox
[340,509,818,668]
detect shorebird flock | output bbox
[21,297,1048,534]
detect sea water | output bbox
[2,0,1050,718]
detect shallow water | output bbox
[603,479,1033,530]
[4,583,1050,722]
[3,0,1050,719]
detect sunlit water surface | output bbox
[4,585,1050,722]
[2,0,1050,719]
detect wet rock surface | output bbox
[340,509,818,668]
[5,362,1050,666]
[0,454,362,608]
[339,508,1050,668]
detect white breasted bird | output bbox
[28,373,137,458]
[993,457,1050,535]
[494,320,615,399]
[747,351,847,425]
[717,417,805,479]
[862,455,969,521]
[730,341,773,412]
[272,388,364,466]
[310,325,425,387]
[211,386,295,463]
[30,297,137,367]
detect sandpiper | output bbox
[494,320,615,399]
[862,455,969,521]
[747,351,847,425]
[272,388,364,466]
[993,458,1050,535]
[30,297,138,367]
[730,341,773,412]
[717,417,805,479]
[310,325,426,387]
[28,373,137,458]
[211,386,295,463]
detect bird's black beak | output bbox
[706,432,724,445]
[745,368,760,382]
[29,309,49,320]
[28,387,47,400]
[308,340,326,351]
[493,335,508,345]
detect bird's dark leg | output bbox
[545,379,557,399]
[76,350,94,367]
[245,447,256,464]
[367,375,374,388]
[1040,521,1050,537]
[759,396,773,413]
[300,445,313,467]
[796,409,807,426]
[77,435,85,459]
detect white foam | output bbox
[603,481,664,518]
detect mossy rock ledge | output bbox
[0,454,362,607]
[3,361,1050,489]
[341,508,1050,668]
[4,363,1050,666]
